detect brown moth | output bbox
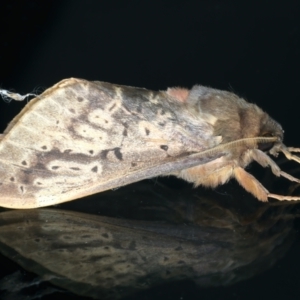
[1,78,300,209]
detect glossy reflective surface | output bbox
[1,175,300,299]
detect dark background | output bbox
[0,1,300,299]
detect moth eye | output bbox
[258,142,274,151]
[259,132,275,151]
[261,132,274,137]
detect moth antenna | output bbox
[280,147,300,164]
[200,136,278,158]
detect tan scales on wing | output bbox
[0,79,220,208]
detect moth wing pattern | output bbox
[0,78,224,208]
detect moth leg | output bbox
[279,171,300,183]
[267,193,300,201]
[233,167,269,202]
[250,149,300,183]
[250,149,280,175]
[270,144,300,164]
[281,147,300,164]
[287,147,300,152]
[248,149,300,201]
[184,161,268,202]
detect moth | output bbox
[1,78,300,209]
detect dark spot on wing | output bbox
[77,97,84,102]
[160,145,168,151]
[21,160,27,166]
[41,146,47,150]
[114,148,123,160]
[101,148,123,160]
[91,166,98,173]
[145,128,150,135]
[101,150,109,159]
[51,166,60,170]
[70,167,80,171]
[122,128,128,136]
[108,103,116,111]
[10,177,15,182]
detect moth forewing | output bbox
[0,78,300,209]
[0,79,222,208]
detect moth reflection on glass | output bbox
[0,78,300,208]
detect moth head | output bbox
[258,114,284,152]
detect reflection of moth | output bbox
[1,78,300,208]
[0,206,293,299]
